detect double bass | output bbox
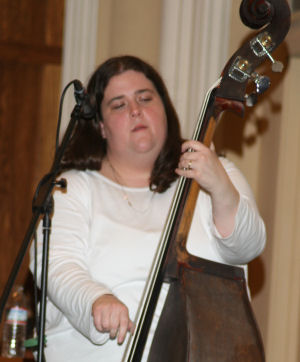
[123,0,291,361]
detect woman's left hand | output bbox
[175,140,240,237]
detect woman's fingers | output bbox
[175,140,232,196]
[92,294,134,344]
[117,310,131,344]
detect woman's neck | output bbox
[101,156,152,188]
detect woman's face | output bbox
[100,70,167,162]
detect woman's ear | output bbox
[99,121,107,139]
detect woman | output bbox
[30,55,266,361]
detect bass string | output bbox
[121,77,222,362]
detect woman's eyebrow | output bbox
[106,95,124,106]
[106,89,155,106]
[135,88,155,95]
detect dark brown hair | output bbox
[61,55,183,193]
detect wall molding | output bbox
[60,0,100,138]
[159,0,232,137]
[266,56,300,362]
[286,11,300,57]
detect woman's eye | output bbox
[139,96,152,103]
[111,103,125,110]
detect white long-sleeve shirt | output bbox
[30,157,265,362]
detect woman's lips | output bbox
[132,124,147,132]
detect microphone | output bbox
[73,80,96,119]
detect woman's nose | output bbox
[130,102,141,117]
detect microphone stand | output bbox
[0,102,83,362]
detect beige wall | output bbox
[96,0,162,68]
[94,1,300,360]
[227,3,300,361]
[265,47,300,362]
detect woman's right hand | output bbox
[92,294,135,344]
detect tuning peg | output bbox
[263,49,284,72]
[245,73,270,107]
[250,31,284,73]
[245,92,258,107]
[271,60,284,72]
[252,73,271,94]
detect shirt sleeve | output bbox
[29,170,111,345]
[209,157,266,265]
